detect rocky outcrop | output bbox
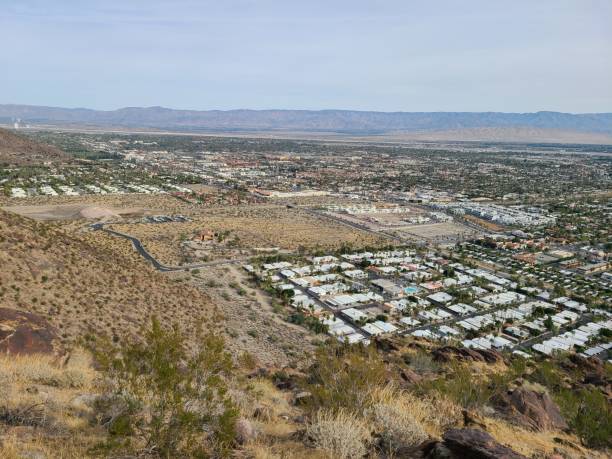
[566,354,611,389]
[374,336,402,353]
[428,428,528,459]
[433,346,504,364]
[494,388,568,432]
[398,367,422,386]
[0,307,58,355]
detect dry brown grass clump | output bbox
[306,409,372,459]
[0,350,102,457]
[369,386,461,439]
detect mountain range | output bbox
[2,104,612,143]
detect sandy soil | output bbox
[2,204,143,220]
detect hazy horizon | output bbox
[2,1,611,113]
[3,103,612,116]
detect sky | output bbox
[1,1,611,113]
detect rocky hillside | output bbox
[0,127,70,165]
[0,209,217,350]
[1,329,609,458]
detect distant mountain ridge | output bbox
[1,104,612,138]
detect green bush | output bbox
[555,387,611,449]
[423,364,493,410]
[305,343,386,414]
[94,317,238,458]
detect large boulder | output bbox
[0,307,58,355]
[494,388,568,432]
[433,346,504,364]
[440,428,527,459]
[399,367,423,386]
[433,346,484,363]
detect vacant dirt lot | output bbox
[0,193,198,219]
[109,206,390,265]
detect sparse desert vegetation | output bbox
[108,205,390,265]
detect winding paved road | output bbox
[90,223,250,272]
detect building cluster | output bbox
[6,182,194,198]
[246,247,611,362]
[432,202,556,227]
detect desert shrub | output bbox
[306,409,371,459]
[0,403,49,428]
[369,386,460,441]
[94,317,239,457]
[306,343,386,413]
[403,350,441,374]
[555,387,611,448]
[529,359,562,390]
[422,364,493,410]
[370,401,427,453]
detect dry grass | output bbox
[306,409,372,459]
[370,400,428,452]
[369,386,461,438]
[233,378,301,440]
[248,441,328,459]
[0,350,103,457]
[0,434,95,459]
[0,350,95,390]
[484,416,608,459]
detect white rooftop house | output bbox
[400,317,421,327]
[481,291,525,306]
[373,321,399,334]
[512,350,532,359]
[326,292,383,309]
[344,269,368,279]
[559,298,588,313]
[322,317,356,337]
[280,269,297,278]
[437,325,461,337]
[312,255,339,265]
[291,294,316,309]
[427,292,453,305]
[85,184,107,194]
[262,261,292,271]
[341,333,367,344]
[457,314,495,331]
[412,329,440,340]
[10,187,27,198]
[362,323,384,336]
[532,320,612,356]
[342,308,368,323]
[308,282,348,297]
[291,266,312,276]
[417,309,450,323]
[102,185,124,194]
[447,303,477,316]
[40,185,58,196]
